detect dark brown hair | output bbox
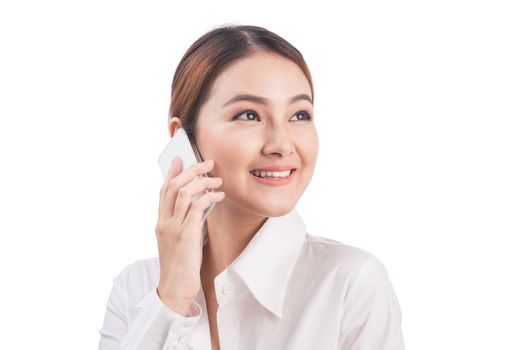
[168,24,314,144]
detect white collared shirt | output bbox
[98,209,405,350]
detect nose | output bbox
[262,123,295,157]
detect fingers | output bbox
[184,190,226,229]
[159,158,217,222]
[158,157,183,219]
[172,175,223,225]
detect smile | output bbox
[249,169,296,186]
[250,169,294,178]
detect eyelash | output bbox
[233,110,312,122]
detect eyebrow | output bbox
[222,93,313,108]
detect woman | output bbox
[98,24,405,350]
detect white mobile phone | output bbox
[158,127,215,223]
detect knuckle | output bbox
[168,177,180,189]
[204,177,219,188]
[193,162,205,172]
[155,222,166,235]
[201,179,211,190]
[176,230,190,243]
[156,221,181,239]
[178,186,188,198]
[197,162,210,174]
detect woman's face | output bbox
[184,51,318,217]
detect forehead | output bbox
[207,51,311,104]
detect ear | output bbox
[168,117,183,138]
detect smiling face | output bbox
[178,50,318,217]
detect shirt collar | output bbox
[204,208,306,319]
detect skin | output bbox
[168,50,319,348]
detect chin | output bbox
[255,200,297,217]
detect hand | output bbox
[155,156,225,315]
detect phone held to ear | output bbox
[158,127,215,223]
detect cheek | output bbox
[221,138,257,163]
[298,132,319,163]
[204,136,259,177]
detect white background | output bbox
[1,1,523,349]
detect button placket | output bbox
[221,284,232,295]
[215,269,235,306]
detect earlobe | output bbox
[168,117,183,138]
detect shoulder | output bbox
[114,256,160,280]
[309,235,406,348]
[111,256,161,301]
[302,232,382,275]
[299,232,393,296]
[301,233,402,312]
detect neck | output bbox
[200,198,268,281]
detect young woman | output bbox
[98,24,405,350]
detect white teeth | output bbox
[251,169,292,178]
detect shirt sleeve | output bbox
[98,266,202,350]
[338,257,405,350]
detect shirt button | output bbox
[221,285,232,295]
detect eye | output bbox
[291,111,312,121]
[233,110,259,121]
[232,110,313,122]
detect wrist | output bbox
[156,287,194,316]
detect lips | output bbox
[250,169,296,177]
[250,164,297,172]
[250,167,297,185]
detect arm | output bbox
[98,267,202,350]
[338,257,405,350]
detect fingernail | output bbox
[171,156,179,167]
